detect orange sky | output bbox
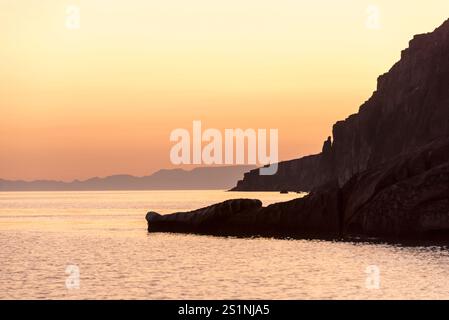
[1,0,448,181]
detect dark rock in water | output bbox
[146,138,449,240]
[146,199,263,235]
[146,193,341,238]
[232,18,449,192]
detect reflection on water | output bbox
[1,190,449,299]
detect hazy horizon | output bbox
[0,165,257,192]
[0,164,255,183]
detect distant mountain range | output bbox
[0,166,255,191]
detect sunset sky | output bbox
[1,0,448,181]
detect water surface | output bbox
[1,190,449,299]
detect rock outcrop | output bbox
[232,18,449,192]
[232,138,334,192]
[146,19,449,241]
[146,138,449,240]
[146,199,263,235]
[341,138,449,238]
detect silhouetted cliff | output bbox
[146,19,449,241]
[232,19,449,192]
[147,138,449,240]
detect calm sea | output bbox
[1,190,449,299]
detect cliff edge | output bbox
[232,19,449,192]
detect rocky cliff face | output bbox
[232,19,449,192]
[146,138,449,240]
[146,19,449,241]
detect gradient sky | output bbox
[1,0,448,181]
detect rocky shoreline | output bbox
[146,138,449,241]
[146,19,449,241]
